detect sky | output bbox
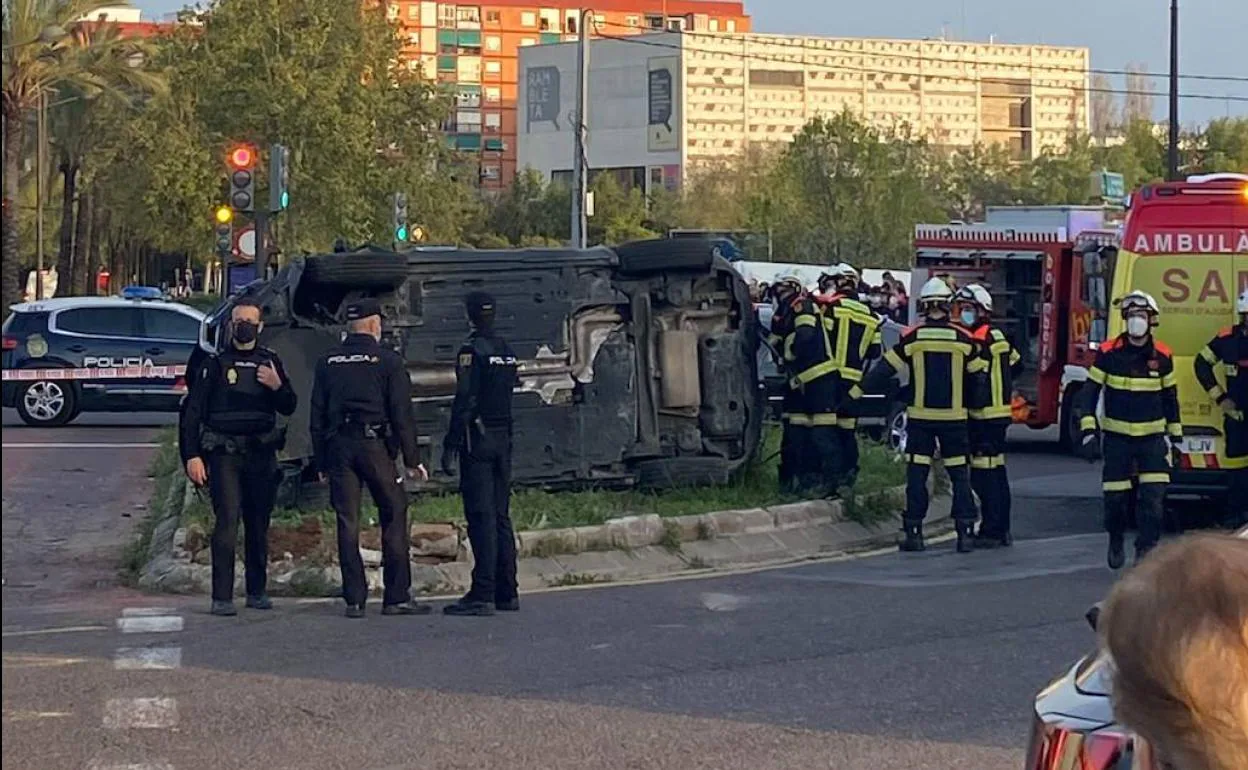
[133,0,1247,125]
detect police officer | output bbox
[179,300,297,616]
[953,284,1023,548]
[1077,291,1181,569]
[310,298,429,619]
[1194,289,1248,529]
[818,263,884,488]
[858,277,986,553]
[440,292,520,617]
[766,275,811,494]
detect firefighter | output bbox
[953,284,1023,548]
[1193,289,1248,529]
[441,292,521,616]
[784,277,841,496]
[767,275,813,494]
[1077,291,1181,569]
[310,299,430,618]
[857,277,986,553]
[818,263,884,488]
[179,300,298,616]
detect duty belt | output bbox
[201,426,284,454]
[338,421,390,439]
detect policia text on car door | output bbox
[179,300,297,616]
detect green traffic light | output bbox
[396,225,409,241]
[280,191,289,209]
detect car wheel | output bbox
[16,380,78,427]
[1059,384,1081,452]
[614,239,716,275]
[301,253,409,289]
[887,403,907,456]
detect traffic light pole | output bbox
[254,208,269,282]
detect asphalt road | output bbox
[2,417,1112,770]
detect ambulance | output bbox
[1108,172,1248,499]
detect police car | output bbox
[2,292,205,426]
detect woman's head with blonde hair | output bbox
[1099,533,1248,770]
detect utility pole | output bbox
[1167,0,1180,181]
[570,9,592,249]
[34,89,46,300]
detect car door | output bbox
[137,306,204,404]
[49,305,144,405]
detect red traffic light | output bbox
[228,146,254,169]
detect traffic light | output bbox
[270,143,290,212]
[392,192,409,245]
[214,205,233,256]
[227,144,256,213]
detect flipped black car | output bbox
[198,240,764,492]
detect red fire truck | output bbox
[909,207,1121,451]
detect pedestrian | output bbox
[1193,289,1248,529]
[310,298,430,619]
[179,300,297,616]
[1098,534,1248,770]
[440,292,520,616]
[857,277,986,553]
[953,284,1023,548]
[1076,290,1181,569]
[818,263,884,489]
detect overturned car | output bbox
[197,240,764,492]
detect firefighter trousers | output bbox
[779,389,808,494]
[834,380,860,488]
[803,376,841,495]
[207,448,279,602]
[904,419,976,525]
[328,437,412,607]
[1224,416,1248,525]
[1101,433,1169,555]
[969,418,1011,538]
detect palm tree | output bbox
[2,0,164,308]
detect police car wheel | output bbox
[887,406,908,455]
[15,380,78,427]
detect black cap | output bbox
[344,298,382,321]
[464,291,496,318]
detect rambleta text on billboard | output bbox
[1127,228,1248,254]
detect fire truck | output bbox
[909,207,1121,451]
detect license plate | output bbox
[1178,437,1215,455]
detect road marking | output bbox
[121,607,182,617]
[114,647,182,671]
[117,616,183,634]
[700,592,745,612]
[2,709,73,722]
[2,653,88,668]
[1,442,162,449]
[103,698,178,729]
[87,763,175,770]
[1,624,108,638]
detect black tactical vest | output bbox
[204,348,279,436]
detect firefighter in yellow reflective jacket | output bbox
[817,263,883,488]
[786,279,841,496]
[1076,290,1181,569]
[857,277,987,553]
[1193,289,1248,529]
[953,284,1024,548]
[767,275,815,494]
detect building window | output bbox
[438,4,456,27]
[709,19,719,32]
[749,69,804,87]
[386,4,399,20]
[625,15,640,28]
[456,7,480,25]
[645,14,663,30]
[484,112,501,132]
[408,4,419,18]
[485,60,501,75]
[667,17,685,31]
[484,138,505,152]
[484,86,501,104]
[481,165,501,182]
[520,11,536,27]
[485,35,501,51]
[520,37,536,47]
[485,10,500,23]
[407,32,419,46]
[726,19,736,32]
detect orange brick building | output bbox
[384,1,750,189]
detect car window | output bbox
[3,311,49,334]
[54,307,140,337]
[140,308,200,341]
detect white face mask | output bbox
[1126,316,1149,338]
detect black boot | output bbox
[956,522,975,553]
[1107,533,1126,570]
[899,520,925,552]
[974,530,1012,549]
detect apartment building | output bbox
[384,1,751,189]
[519,32,1091,194]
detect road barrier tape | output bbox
[1,365,186,382]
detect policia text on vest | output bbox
[179,303,297,616]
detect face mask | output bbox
[960,310,978,327]
[232,321,259,345]
[1126,316,1149,338]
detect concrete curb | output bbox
[137,478,953,598]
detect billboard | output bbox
[647,56,679,152]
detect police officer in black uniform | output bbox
[310,298,430,619]
[441,292,520,617]
[180,300,297,616]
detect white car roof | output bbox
[10,296,205,320]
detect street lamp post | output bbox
[1167,0,1180,181]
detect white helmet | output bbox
[919,276,954,305]
[834,262,860,282]
[954,283,993,313]
[1238,289,1248,315]
[775,273,804,293]
[1119,290,1160,319]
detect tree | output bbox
[938,143,1027,221]
[1123,64,1155,124]
[2,0,164,308]
[1090,74,1119,139]
[1190,118,1248,173]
